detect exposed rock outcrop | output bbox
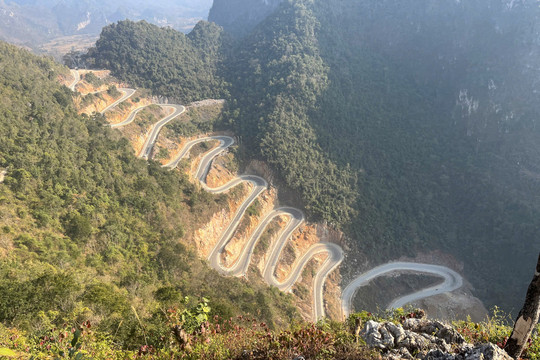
[188,99,225,108]
[205,153,237,188]
[362,319,512,360]
[221,187,277,267]
[192,183,251,258]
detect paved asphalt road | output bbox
[68,69,80,91]
[100,88,136,114]
[138,104,185,159]
[103,93,464,321]
[167,136,345,320]
[341,262,464,317]
[110,106,146,128]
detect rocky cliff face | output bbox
[208,0,283,37]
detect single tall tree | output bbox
[504,252,540,359]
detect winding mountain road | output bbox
[167,136,344,320]
[68,69,80,91]
[312,243,344,320]
[97,80,464,321]
[138,104,185,159]
[341,262,464,317]
[110,106,147,128]
[100,88,136,114]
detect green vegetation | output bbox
[0,296,377,359]
[82,72,105,88]
[86,20,231,103]
[167,103,225,137]
[134,105,168,128]
[228,0,358,226]
[3,1,539,357]
[2,305,539,359]
[106,85,121,98]
[246,199,261,217]
[79,91,114,109]
[253,220,282,257]
[85,0,540,312]
[0,40,300,352]
[352,274,441,314]
[305,0,540,311]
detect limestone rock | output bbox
[365,321,384,349]
[467,344,512,360]
[362,319,511,360]
[404,318,465,345]
[385,322,406,344]
[425,343,512,360]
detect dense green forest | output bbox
[306,0,540,310]
[227,0,358,226]
[85,0,540,313]
[86,20,231,103]
[0,41,299,350]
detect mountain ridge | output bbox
[0,40,301,348]
[85,0,540,314]
[208,0,283,37]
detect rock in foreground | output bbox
[363,318,511,360]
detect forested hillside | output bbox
[307,0,540,310]
[85,0,540,313]
[230,0,540,311]
[86,20,231,103]
[0,41,298,351]
[208,0,283,37]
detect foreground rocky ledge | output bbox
[363,318,511,360]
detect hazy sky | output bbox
[5,0,215,18]
[0,0,218,48]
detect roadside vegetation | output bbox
[1,304,539,359]
[86,20,231,103]
[0,40,300,353]
[167,102,226,138]
[84,0,540,314]
[1,0,539,357]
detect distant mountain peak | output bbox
[0,0,213,49]
[208,0,283,37]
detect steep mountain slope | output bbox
[85,0,540,313]
[208,0,283,37]
[0,1,61,45]
[0,41,298,348]
[220,0,540,312]
[307,0,540,310]
[87,20,231,103]
[227,0,358,224]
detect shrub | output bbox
[64,214,92,242]
[453,307,512,345]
